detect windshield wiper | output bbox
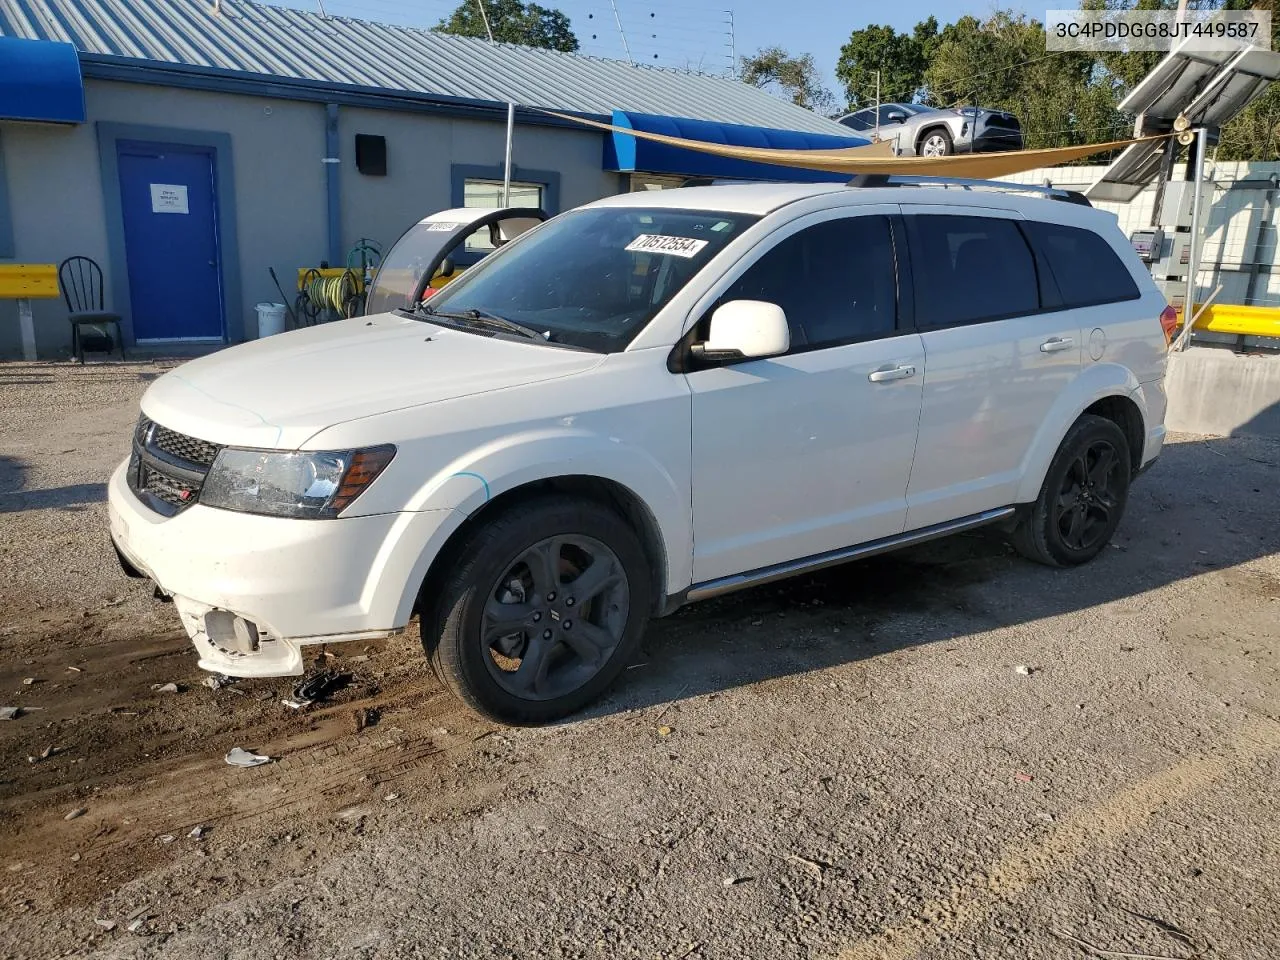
[419,305,547,342]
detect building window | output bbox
[462,178,543,251]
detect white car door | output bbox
[900,206,1083,530]
[682,207,926,584]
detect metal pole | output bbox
[610,0,633,65]
[874,70,880,141]
[502,101,514,206]
[474,0,494,41]
[1176,127,1208,351]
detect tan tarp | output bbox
[539,108,1171,179]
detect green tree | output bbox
[739,47,836,114]
[924,11,1124,149]
[836,22,935,109]
[434,0,578,52]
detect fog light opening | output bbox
[205,610,262,655]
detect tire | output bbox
[919,127,953,157]
[1011,415,1132,567]
[422,495,652,725]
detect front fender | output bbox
[389,428,691,624]
[1013,362,1145,504]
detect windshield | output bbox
[365,218,471,316]
[419,207,757,353]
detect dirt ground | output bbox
[1,360,1278,960]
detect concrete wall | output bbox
[0,79,618,359]
[1166,346,1280,438]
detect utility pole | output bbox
[725,10,736,78]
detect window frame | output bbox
[671,206,913,372]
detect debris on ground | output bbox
[126,918,146,934]
[0,707,21,720]
[1014,664,1037,676]
[284,668,351,710]
[201,675,233,691]
[66,666,82,673]
[21,677,36,685]
[383,793,400,802]
[64,807,86,821]
[1014,772,1035,783]
[93,919,116,932]
[224,747,272,768]
[722,876,754,887]
[157,834,175,844]
[658,725,673,737]
[150,682,180,693]
[188,825,206,840]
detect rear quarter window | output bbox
[1022,220,1140,309]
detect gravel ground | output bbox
[1,360,1278,960]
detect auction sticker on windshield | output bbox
[625,234,709,258]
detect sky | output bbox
[272,0,990,104]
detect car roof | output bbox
[581,183,1114,224]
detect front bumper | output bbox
[107,460,455,677]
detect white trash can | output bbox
[255,302,288,338]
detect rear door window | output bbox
[1021,220,1141,308]
[718,215,899,350]
[905,214,1039,327]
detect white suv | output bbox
[108,181,1173,724]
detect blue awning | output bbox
[602,110,871,183]
[0,37,85,124]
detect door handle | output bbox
[868,364,916,383]
[1040,336,1074,353]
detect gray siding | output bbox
[0,79,622,358]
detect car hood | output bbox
[140,314,605,449]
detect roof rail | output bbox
[847,174,1092,206]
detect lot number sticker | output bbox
[149,183,189,215]
[625,234,708,258]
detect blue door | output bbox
[117,142,224,341]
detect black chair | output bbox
[58,256,126,364]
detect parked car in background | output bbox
[838,102,1023,157]
[109,179,1171,725]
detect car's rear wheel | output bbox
[919,128,953,157]
[1011,415,1131,567]
[423,496,651,724]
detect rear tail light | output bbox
[1159,304,1178,347]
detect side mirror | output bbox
[437,256,455,279]
[691,300,789,364]
[885,110,907,124]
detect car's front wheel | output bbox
[919,127,953,157]
[423,495,652,724]
[1011,414,1132,567]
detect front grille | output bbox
[152,424,220,467]
[986,114,1021,131]
[128,417,222,516]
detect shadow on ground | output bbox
[580,435,1280,720]
[0,455,107,513]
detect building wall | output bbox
[337,106,613,258]
[0,78,618,358]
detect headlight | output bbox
[957,107,981,117]
[201,445,396,519]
